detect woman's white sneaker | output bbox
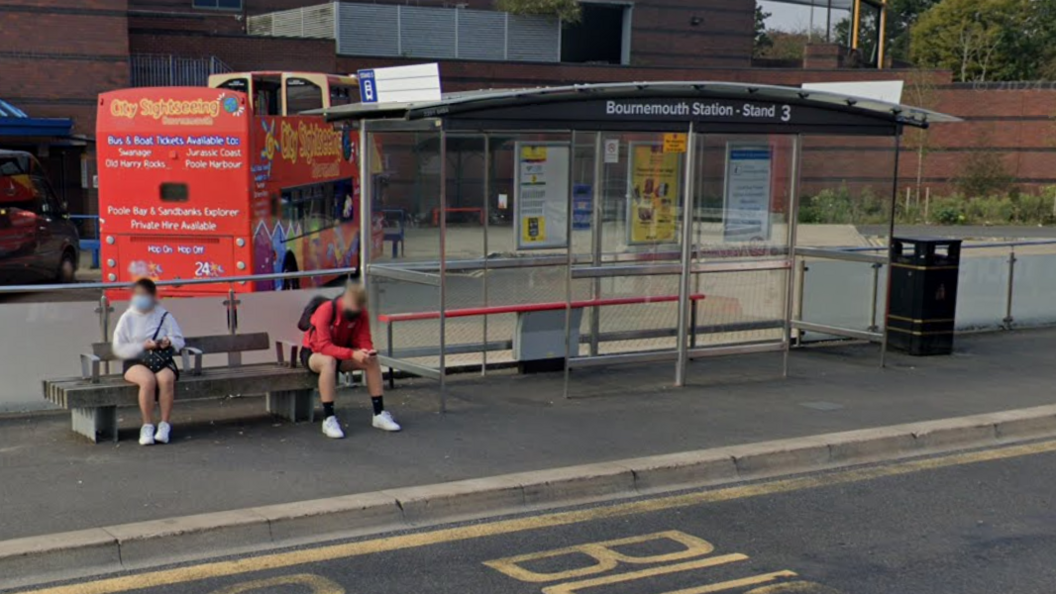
[322,416,345,439]
[154,422,171,444]
[372,410,401,432]
[139,424,155,446]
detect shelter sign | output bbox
[515,142,570,250]
[722,143,773,242]
[628,142,681,245]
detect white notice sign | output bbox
[515,142,570,250]
[722,144,773,243]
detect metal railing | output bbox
[130,54,233,87]
[247,3,336,38]
[793,238,1056,348]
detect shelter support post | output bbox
[439,129,448,412]
[482,134,491,376]
[590,133,604,357]
[563,131,581,399]
[360,123,372,296]
[783,135,802,378]
[675,123,696,387]
[880,133,902,368]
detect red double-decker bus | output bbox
[96,72,374,295]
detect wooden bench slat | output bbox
[49,363,305,391]
[55,367,318,409]
[90,333,272,361]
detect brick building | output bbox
[3,0,1055,216]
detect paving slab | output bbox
[3,328,1056,541]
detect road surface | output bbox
[10,439,1056,594]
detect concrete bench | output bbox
[42,332,319,443]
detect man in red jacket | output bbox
[301,284,400,438]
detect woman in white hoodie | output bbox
[112,278,185,445]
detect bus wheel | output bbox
[281,254,301,291]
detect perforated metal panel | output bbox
[300,4,335,38]
[401,6,457,59]
[507,14,560,62]
[329,2,560,61]
[337,3,400,57]
[456,10,507,60]
[249,4,335,38]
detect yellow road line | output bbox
[540,554,750,594]
[14,438,1056,594]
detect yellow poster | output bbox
[628,143,681,244]
[662,133,687,153]
[521,215,546,244]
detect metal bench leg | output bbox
[266,389,314,423]
[71,406,117,444]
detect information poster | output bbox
[627,143,681,245]
[515,142,570,250]
[722,143,773,243]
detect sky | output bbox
[759,1,851,33]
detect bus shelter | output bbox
[321,82,957,410]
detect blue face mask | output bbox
[131,294,154,312]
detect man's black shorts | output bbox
[300,348,314,372]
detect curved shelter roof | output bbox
[319,81,959,137]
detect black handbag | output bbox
[140,312,177,374]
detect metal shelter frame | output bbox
[320,82,958,411]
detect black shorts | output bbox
[123,359,179,401]
[300,348,314,371]
[123,359,180,379]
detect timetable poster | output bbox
[515,142,570,250]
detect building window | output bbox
[192,0,242,11]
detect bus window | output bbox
[215,77,250,94]
[286,77,324,114]
[330,85,355,107]
[254,80,282,116]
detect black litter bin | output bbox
[887,237,962,356]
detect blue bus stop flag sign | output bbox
[358,70,377,103]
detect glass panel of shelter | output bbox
[563,130,692,399]
[683,133,799,387]
[365,129,443,387]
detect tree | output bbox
[753,5,773,57]
[495,0,581,23]
[884,0,939,62]
[910,0,1036,82]
[902,70,938,200]
[754,28,828,62]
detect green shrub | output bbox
[799,187,1056,227]
[965,196,1014,225]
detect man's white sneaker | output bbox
[372,410,401,432]
[139,424,155,446]
[322,416,345,439]
[154,422,171,444]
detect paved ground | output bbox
[10,438,1056,594]
[4,327,1056,542]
